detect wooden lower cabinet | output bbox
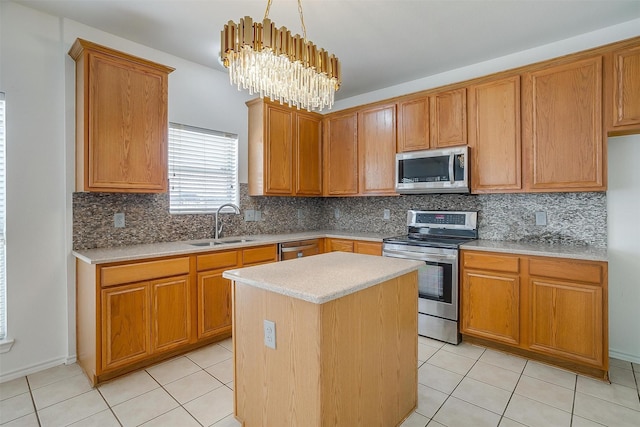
[78,246,276,385]
[325,238,382,255]
[460,250,608,378]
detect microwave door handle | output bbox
[448,154,455,184]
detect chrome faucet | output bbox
[214,203,241,239]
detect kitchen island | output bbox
[223,252,422,427]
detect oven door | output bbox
[416,256,458,321]
[383,243,459,321]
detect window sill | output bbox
[0,338,14,354]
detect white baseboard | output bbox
[609,349,640,365]
[0,356,75,384]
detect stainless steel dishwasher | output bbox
[278,239,321,261]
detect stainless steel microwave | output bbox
[395,146,469,194]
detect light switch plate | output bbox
[255,210,262,221]
[244,210,255,221]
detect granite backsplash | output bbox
[73,184,606,250]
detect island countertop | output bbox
[222,251,422,304]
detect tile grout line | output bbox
[497,358,527,427]
[95,387,123,427]
[570,374,578,427]
[24,376,42,427]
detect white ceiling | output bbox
[13,0,640,100]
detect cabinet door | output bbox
[397,97,430,152]
[295,112,323,195]
[354,241,382,256]
[101,283,151,371]
[523,57,604,191]
[430,88,467,148]
[88,52,168,192]
[468,76,522,193]
[528,278,603,366]
[151,275,191,353]
[197,271,233,339]
[323,113,359,195]
[265,104,294,195]
[461,271,520,345]
[358,104,397,195]
[609,45,640,131]
[326,239,354,253]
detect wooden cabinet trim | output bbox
[101,257,190,287]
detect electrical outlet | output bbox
[297,209,304,219]
[244,209,255,222]
[383,209,391,220]
[264,319,276,349]
[535,211,547,226]
[114,213,125,228]
[334,208,340,219]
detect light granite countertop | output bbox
[461,240,608,262]
[72,230,389,264]
[223,251,423,304]
[73,231,608,265]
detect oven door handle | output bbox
[383,249,456,262]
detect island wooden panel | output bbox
[232,272,418,426]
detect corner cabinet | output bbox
[68,38,174,193]
[522,56,605,192]
[605,44,640,135]
[247,99,322,196]
[460,249,608,379]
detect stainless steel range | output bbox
[383,210,478,344]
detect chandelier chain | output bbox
[263,0,307,40]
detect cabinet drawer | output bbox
[528,258,604,285]
[328,239,354,252]
[101,257,190,287]
[197,250,240,272]
[243,245,277,265]
[463,251,520,273]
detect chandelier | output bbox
[220,0,341,111]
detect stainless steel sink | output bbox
[189,239,254,247]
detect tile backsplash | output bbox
[73,184,606,250]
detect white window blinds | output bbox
[0,93,6,340]
[168,123,239,214]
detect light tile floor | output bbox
[1,336,639,426]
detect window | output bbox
[168,123,238,214]
[0,93,6,342]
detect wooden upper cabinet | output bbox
[295,112,323,196]
[247,100,322,196]
[397,97,430,152]
[358,103,397,195]
[522,56,605,192]
[430,88,467,148]
[323,112,359,195]
[69,38,173,193]
[265,104,294,194]
[468,76,522,193]
[606,44,640,134]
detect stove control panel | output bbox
[407,210,477,230]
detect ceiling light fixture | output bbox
[220,0,341,111]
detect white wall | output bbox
[0,2,639,381]
[607,135,640,364]
[0,1,252,382]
